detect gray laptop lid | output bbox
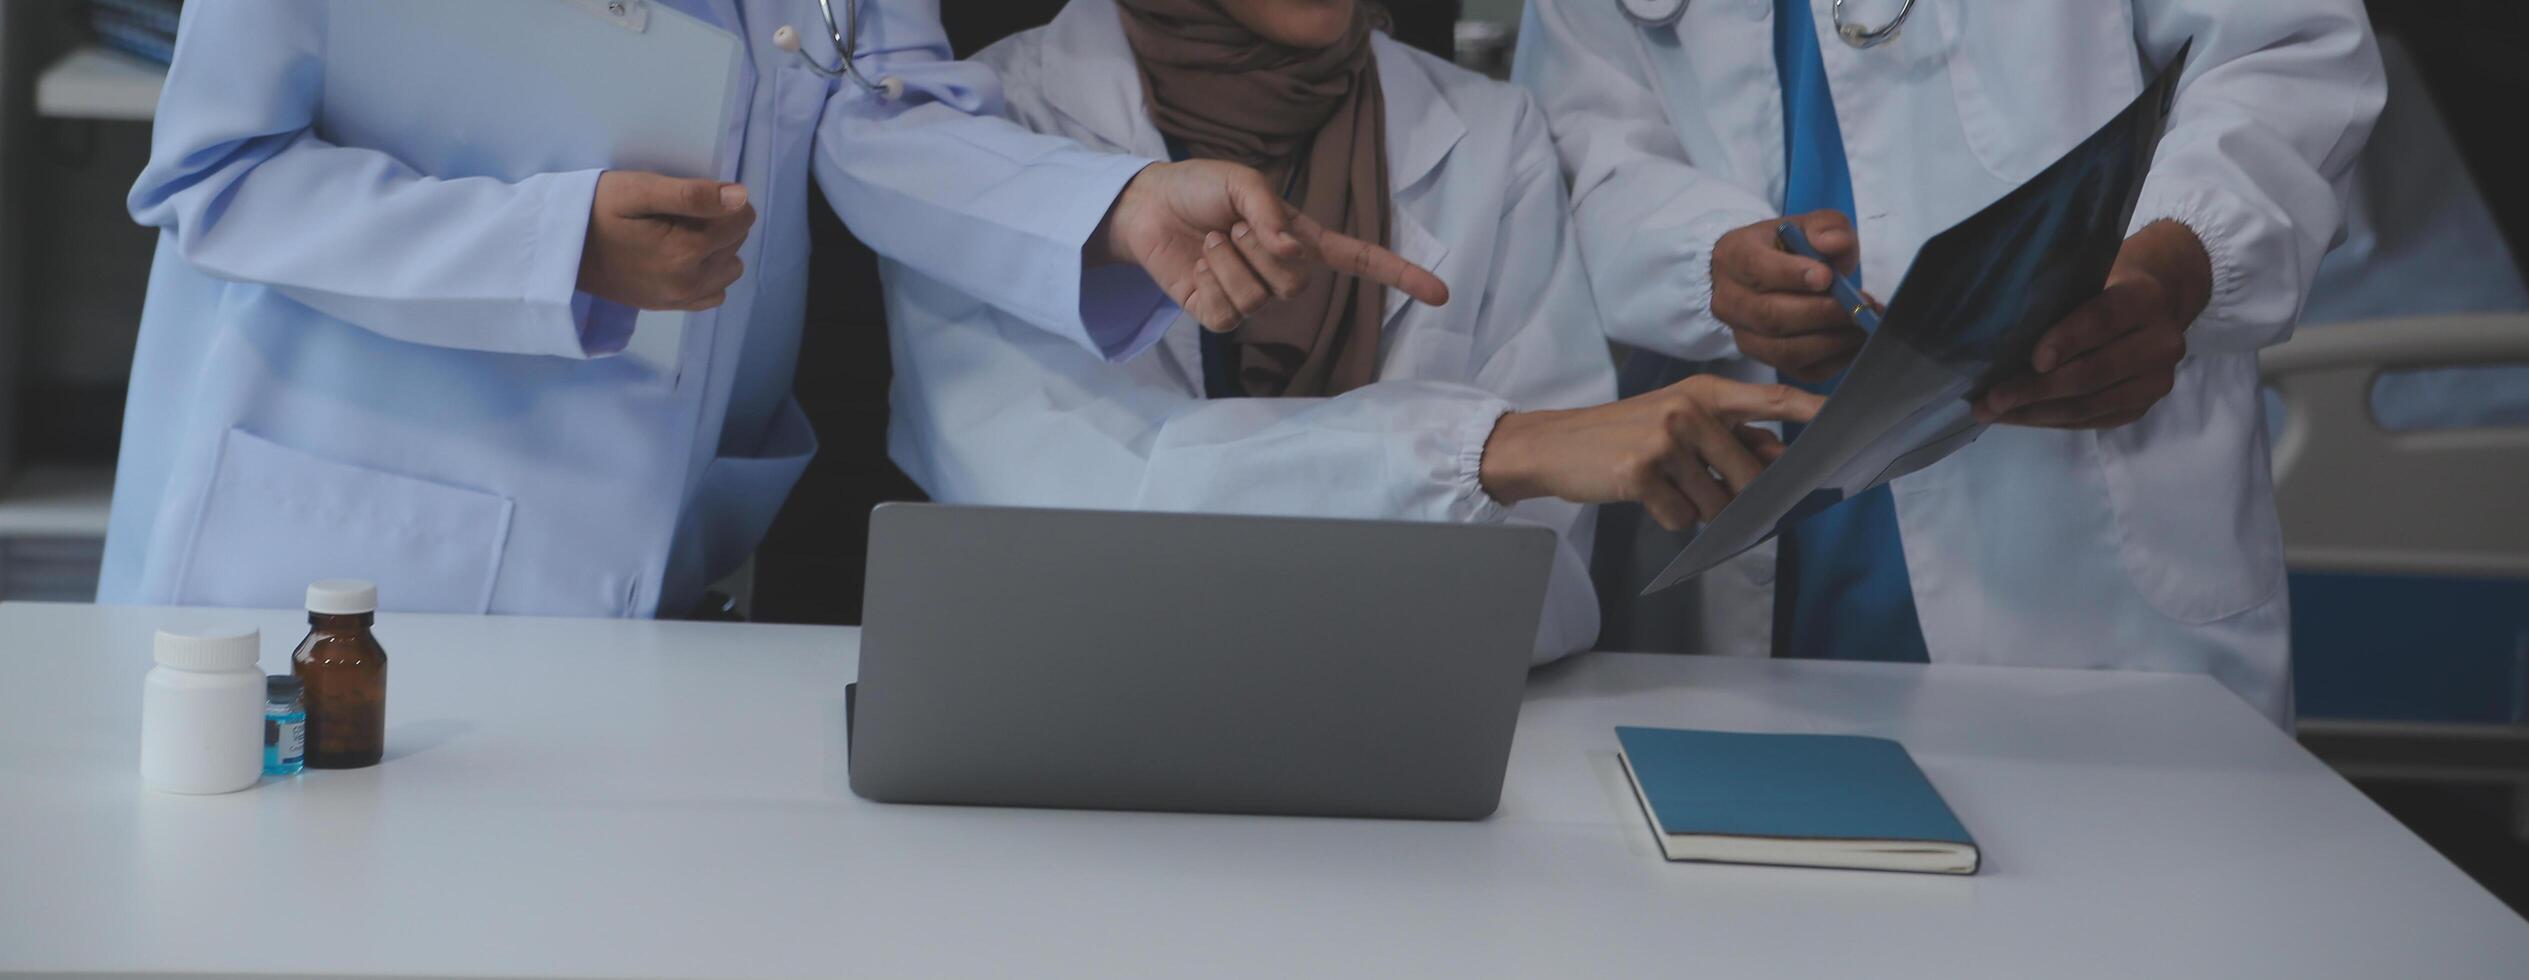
[850,504,1556,820]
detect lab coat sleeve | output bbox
[813,0,1173,363]
[126,0,629,360]
[2127,0,2385,353]
[1512,0,1775,363]
[914,353,1522,553]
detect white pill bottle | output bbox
[140,627,266,794]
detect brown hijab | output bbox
[1115,0,1390,398]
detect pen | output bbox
[1775,221,1879,332]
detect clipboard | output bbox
[317,0,748,373]
[1644,41,2195,595]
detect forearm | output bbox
[903,318,1516,525]
[1476,410,1565,505]
[812,0,1166,360]
[818,106,1157,347]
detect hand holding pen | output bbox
[1709,210,1873,382]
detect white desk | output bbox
[2,601,2522,978]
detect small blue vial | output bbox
[264,675,306,776]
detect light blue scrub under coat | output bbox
[102,0,1168,617]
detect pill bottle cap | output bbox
[266,675,304,704]
[307,579,378,615]
[153,627,260,672]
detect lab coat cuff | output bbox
[1458,403,1516,525]
[1080,264,1177,362]
[524,168,613,359]
[1058,155,1169,361]
[2130,182,2261,352]
[1625,207,1765,363]
[572,293,639,357]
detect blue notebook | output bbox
[1615,727,1979,875]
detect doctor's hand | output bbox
[578,171,757,312]
[1711,210,1868,383]
[1975,220,2212,429]
[1478,376,1823,532]
[1095,159,1450,332]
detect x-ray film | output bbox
[1646,41,2194,595]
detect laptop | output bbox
[848,504,1557,820]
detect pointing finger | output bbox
[1708,381,1824,428]
[1290,212,1450,307]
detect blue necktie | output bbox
[1769,0,1930,663]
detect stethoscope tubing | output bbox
[790,0,898,97]
[1619,0,1918,50]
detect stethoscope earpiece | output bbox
[1616,0,1686,28]
[1829,0,1917,49]
[775,0,898,98]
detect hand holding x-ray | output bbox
[1645,41,2197,595]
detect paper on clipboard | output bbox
[1644,41,2194,596]
[317,0,747,375]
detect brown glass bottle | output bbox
[291,580,387,769]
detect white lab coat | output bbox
[101,0,1171,617]
[881,0,1620,662]
[1515,0,2385,721]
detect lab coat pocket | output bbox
[1933,1,2144,182]
[175,429,514,613]
[2094,355,2285,625]
[1380,324,1476,384]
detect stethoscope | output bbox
[1618,0,1917,49]
[772,0,905,99]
